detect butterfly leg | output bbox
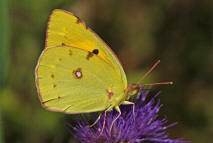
[122,101,135,121]
[109,106,121,133]
[99,110,107,136]
[89,113,102,127]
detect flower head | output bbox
[67,87,189,143]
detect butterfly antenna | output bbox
[137,60,161,84]
[137,60,173,86]
[144,82,173,86]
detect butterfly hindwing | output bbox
[36,46,125,113]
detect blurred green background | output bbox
[0,0,212,142]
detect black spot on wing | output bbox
[87,49,99,60]
[92,49,99,55]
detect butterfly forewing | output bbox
[46,9,127,88]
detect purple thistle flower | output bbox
[67,87,189,143]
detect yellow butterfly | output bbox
[35,9,172,132]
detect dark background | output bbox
[0,0,212,143]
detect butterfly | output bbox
[35,9,172,133]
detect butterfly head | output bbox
[125,84,142,99]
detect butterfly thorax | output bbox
[106,84,139,111]
[107,91,127,111]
